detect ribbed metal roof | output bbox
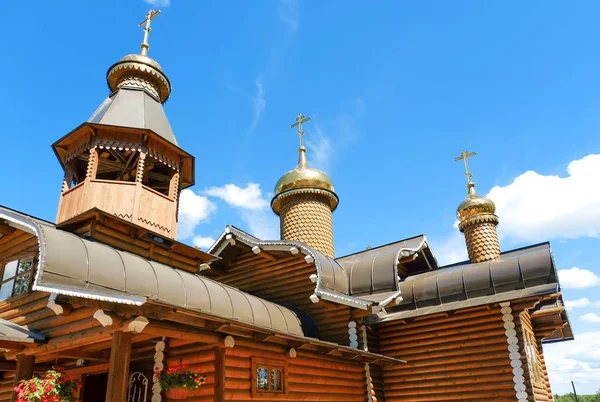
[0,207,303,337]
[88,87,178,146]
[336,236,430,296]
[366,243,571,342]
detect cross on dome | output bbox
[139,9,161,56]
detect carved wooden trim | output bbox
[136,153,146,183]
[86,147,99,180]
[151,338,166,402]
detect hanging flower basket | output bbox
[13,367,79,402]
[156,364,206,400]
[165,388,188,399]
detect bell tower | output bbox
[52,10,194,240]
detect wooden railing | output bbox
[57,179,176,237]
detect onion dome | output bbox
[456,183,497,222]
[271,147,339,214]
[106,10,171,103]
[106,53,171,103]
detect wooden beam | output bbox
[105,332,132,402]
[214,348,225,402]
[47,294,73,316]
[0,221,15,236]
[531,307,565,318]
[10,355,34,402]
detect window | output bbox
[0,256,35,301]
[523,327,543,386]
[251,358,287,397]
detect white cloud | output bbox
[204,183,278,239]
[308,113,360,171]
[306,125,333,171]
[205,183,268,210]
[558,267,600,289]
[242,210,279,240]
[488,154,600,243]
[192,236,216,250]
[177,189,217,239]
[544,332,600,394]
[432,232,468,266]
[278,0,298,31]
[144,0,170,6]
[248,75,266,133]
[581,312,600,323]
[565,297,591,310]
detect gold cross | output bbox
[290,114,311,149]
[139,9,161,56]
[454,150,477,184]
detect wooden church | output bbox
[0,10,572,402]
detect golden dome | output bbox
[456,184,496,221]
[106,54,171,103]
[271,147,339,214]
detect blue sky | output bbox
[1,0,600,394]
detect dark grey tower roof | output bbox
[88,87,178,146]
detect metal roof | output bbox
[88,87,178,146]
[365,243,571,340]
[0,317,45,347]
[208,226,428,310]
[336,235,431,296]
[0,207,303,337]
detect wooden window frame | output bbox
[251,357,288,398]
[522,326,544,387]
[0,253,36,302]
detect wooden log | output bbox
[105,332,132,402]
[10,356,34,402]
[214,348,225,402]
[47,293,73,316]
[93,310,123,328]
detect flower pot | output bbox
[165,388,188,399]
[46,396,60,402]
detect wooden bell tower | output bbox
[53,11,194,241]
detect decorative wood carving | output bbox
[151,339,166,402]
[47,293,73,316]
[86,147,99,180]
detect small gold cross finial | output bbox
[454,150,477,185]
[139,9,161,56]
[290,114,312,149]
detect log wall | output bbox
[218,251,352,345]
[378,306,517,402]
[223,339,365,402]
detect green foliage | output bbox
[13,369,80,402]
[553,390,600,402]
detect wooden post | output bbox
[11,355,35,402]
[86,147,99,180]
[105,331,132,402]
[214,348,226,402]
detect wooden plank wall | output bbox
[224,339,365,401]
[378,306,516,401]
[218,252,352,345]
